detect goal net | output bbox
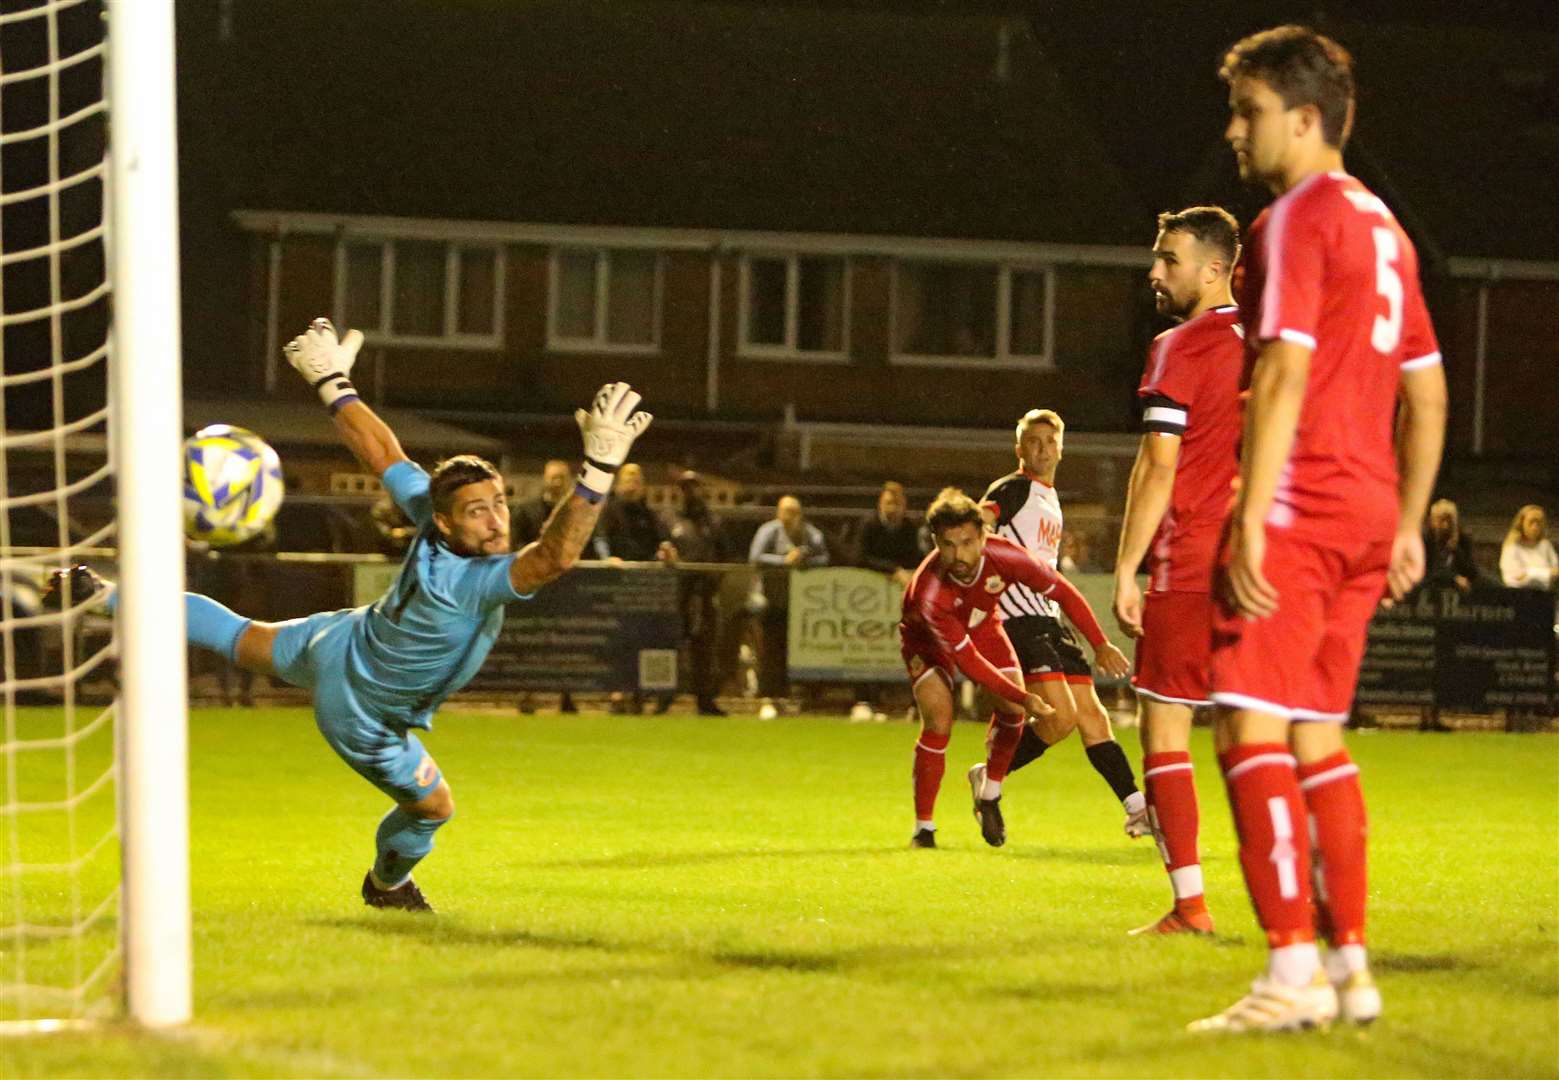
[1,0,189,1030]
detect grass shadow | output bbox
[1373,951,1483,974]
[1005,844,1146,867]
[535,845,918,870]
[308,915,625,954]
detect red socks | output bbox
[913,729,950,821]
[985,712,1025,783]
[1219,743,1314,947]
[1143,750,1203,905]
[1298,749,1368,948]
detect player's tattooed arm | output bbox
[509,493,607,595]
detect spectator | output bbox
[1059,531,1082,575]
[594,463,677,715]
[855,481,925,588]
[667,471,733,716]
[593,463,675,564]
[749,495,830,570]
[1500,504,1558,591]
[748,496,829,710]
[370,493,416,555]
[512,459,571,546]
[1423,498,1482,594]
[513,458,577,714]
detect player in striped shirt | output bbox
[967,410,1146,843]
[1190,26,1448,1034]
[901,489,1129,848]
[1111,206,1245,937]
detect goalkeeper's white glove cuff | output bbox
[313,374,360,412]
[576,460,616,500]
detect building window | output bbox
[548,249,663,352]
[891,260,1054,368]
[739,254,849,359]
[335,240,504,349]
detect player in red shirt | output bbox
[1111,206,1245,938]
[902,488,1129,848]
[1190,26,1448,1034]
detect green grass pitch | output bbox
[5,706,1557,1078]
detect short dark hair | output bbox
[1156,205,1242,268]
[1220,25,1355,148]
[429,454,503,515]
[925,487,982,536]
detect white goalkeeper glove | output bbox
[283,317,363,411]
[574,382,653,498]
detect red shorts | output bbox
[1210,531,1391,721]
[1132,590,1215,706]
[902,619,1020,689]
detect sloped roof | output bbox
[184,400,505,454]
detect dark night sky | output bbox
[169,0,1557,380]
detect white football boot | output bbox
[1325,949,1382,1025]
[1187,972,1339,1033]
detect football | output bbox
[182,424,285,547]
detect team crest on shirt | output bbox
[984,575,1005,594]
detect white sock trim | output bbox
[1224,752,1298,781]
[1169,864,1204,901]
[1268,941,1322,988]
[1298,762,1359,790]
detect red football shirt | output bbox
[900,534,1106,703]
[1137,304,1245,592]
[1238,171,1441,546]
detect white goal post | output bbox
[0,0,189,1030]
[106,0,191,1028]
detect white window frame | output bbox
[546,248,664,355]
[888,260,1056,370]
[332,239,506,350]
[736,252,852,363]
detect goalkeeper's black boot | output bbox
[361,872,434,913]
[41,564,109,611]
[974,796,1006,848]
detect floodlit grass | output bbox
[5,707,1557,1077]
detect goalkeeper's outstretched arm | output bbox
[284,317,409,477]
[510,383,652,595]
[332,401,410,477]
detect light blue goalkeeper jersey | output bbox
[353,460,524,728]
[277,461,525,733]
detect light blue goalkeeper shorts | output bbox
[271,610,443,805]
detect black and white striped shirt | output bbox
[980,471,1063,621]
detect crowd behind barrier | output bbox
[10,482,1555,725]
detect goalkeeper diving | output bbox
[52,318,652,912]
